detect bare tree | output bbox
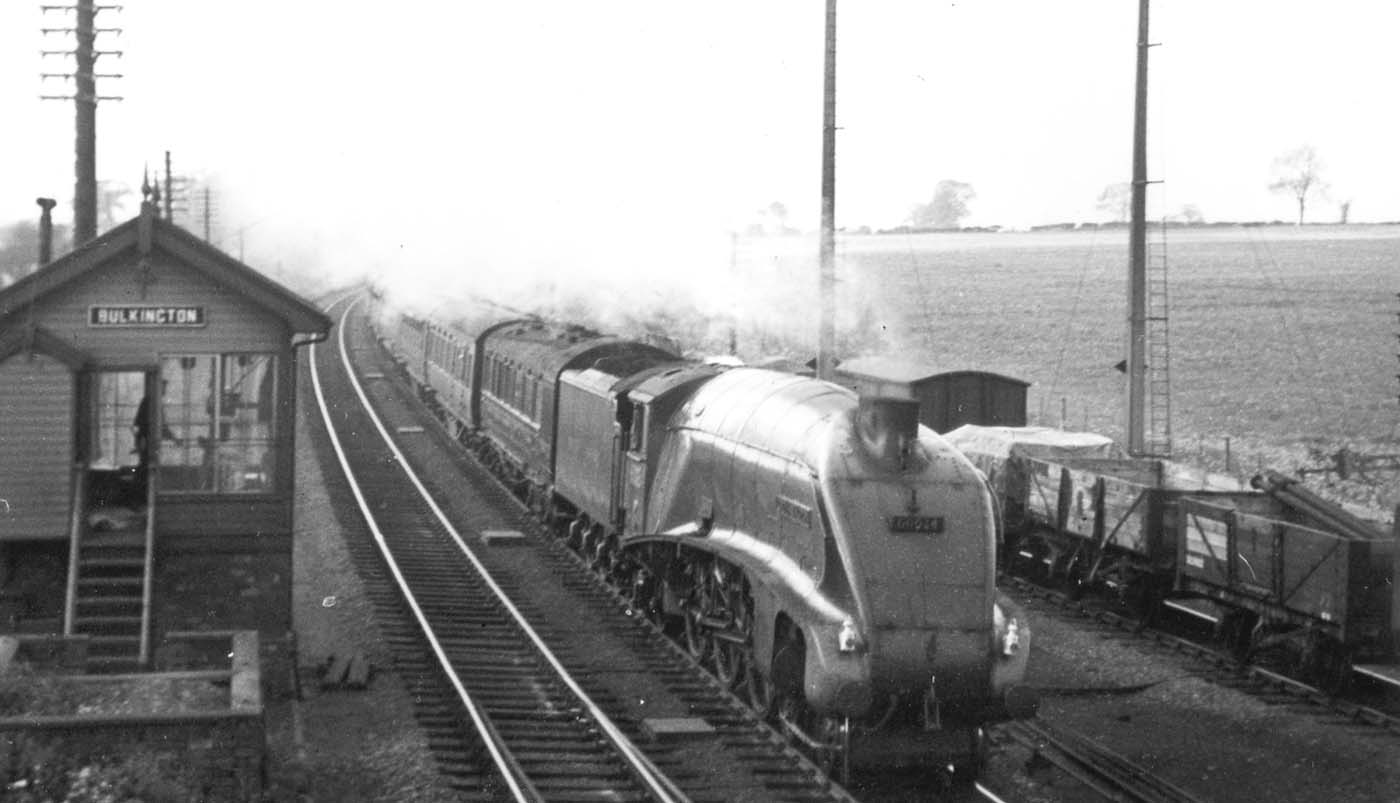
[1268,145,1328,225]
[0,219,72,283]
[1096,182,1132,223]
[908,180,976,230]
[1175,204,1205,225]
[97,180,134,232]
[744,201,796,236]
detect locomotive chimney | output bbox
[36,197,57,266]
[855,396,920,467]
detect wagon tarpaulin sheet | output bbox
[943,425,1120,497]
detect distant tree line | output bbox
[742,143,1359,237]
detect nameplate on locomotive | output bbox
[887,515,945,534]
[89,305,206,327]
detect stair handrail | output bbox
[63,466,86,636]
[139,468,156,666]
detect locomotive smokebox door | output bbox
[855,396,920,467]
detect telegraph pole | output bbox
[816,0,837,381]
[40,0,122,248]
[72,0,96,243]
[164,151,174,222]
[1125,0,1151,455]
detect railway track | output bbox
[306,293,855,802]
[1004,576,1400,737]
[995,719,1206,803]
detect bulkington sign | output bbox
[89,305,207,327]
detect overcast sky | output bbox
[3,1,1397,287]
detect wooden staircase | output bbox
[65,471,154,672]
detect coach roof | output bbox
[484,318,675,382]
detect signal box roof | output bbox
[0,205,331,338]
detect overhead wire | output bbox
[1239,228,1332,436]
[1042,227,1103,426]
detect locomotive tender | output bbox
[368,290,1037,775]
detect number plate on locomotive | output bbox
[887,515,944,534]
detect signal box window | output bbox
[158,354,277,494]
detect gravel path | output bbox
[260,403,461,803]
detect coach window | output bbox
[158,354,277,494]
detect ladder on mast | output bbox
[1143,220,1173,457]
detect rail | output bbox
[62,467,85,636]
[138,466,156,666]
[1000,719,1206,803]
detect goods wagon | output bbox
[948,425,1398,686]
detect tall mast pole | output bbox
[41,0,121,248]
[1126,0,1151,455]
[164,151,174,222]
[72,0,97,245]
[816,0,837,381]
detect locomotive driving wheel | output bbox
[683,601,712,664]
[681,560,718,664]
[713,578,752,689]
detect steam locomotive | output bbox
[366,290,1038,778]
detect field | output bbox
[719,224,1399,516]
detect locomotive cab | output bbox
[618,364,726,539]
